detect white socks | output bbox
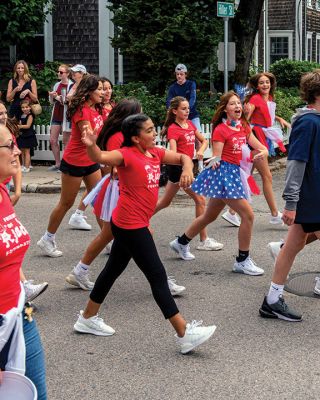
[267,282,284,305]
[44,231,55,241]
[74,261,89,276]
[75,209,84,216]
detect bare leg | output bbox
[254,157,278,216]
[224,199,254,251]
[83,170,103,228]
[154,181,179,214]
[82,222,113,265]
[184,188,207,241]
[49,125,62,167]
[169,313,187,337]
[185,198,225,239]
[24,148,31,169]
[272,224,308,284]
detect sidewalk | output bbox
[15,157,287,194]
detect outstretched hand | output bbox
[81,125,98,147]
[179,170,194,189]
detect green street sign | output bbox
[217,2,234,18]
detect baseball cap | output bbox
[175,64,187,73]
[70,64,87,73]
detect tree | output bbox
[108,0,223,93]
[0,1,51,47]
[231,0,265,84]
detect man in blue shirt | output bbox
[166,64,201,132]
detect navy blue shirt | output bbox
[166,80,199,120]
[288,113,320,223]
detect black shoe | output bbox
[259,296,302,322]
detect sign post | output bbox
[217,2,235,93]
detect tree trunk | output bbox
[231,0,265,84]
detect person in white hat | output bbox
[166,64,201,133]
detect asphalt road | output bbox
[16,169,320,400]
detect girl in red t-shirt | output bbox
[171,91,268,276]
[244,72,290,225]
[65,98,142,290]
[37,75,104,258]
[73,113,216,354]
[154,96,223,258]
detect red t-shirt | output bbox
[212,123,250,165]
[167,121,196,159]
[102,103,115,121]
[107,131,124,151]
[0,184,30,314]
[63,103,104,166]
[112,146,165,229]
[249,93,272,127]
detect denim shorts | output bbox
[50,120,63,126]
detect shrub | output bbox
[274,87,304,123]
[270,59,320,88]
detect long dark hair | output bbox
[121,114,150,147]
[211,91,248,130]
[96,98,142,150]
[67,75,103,119]
[161,96,187,138]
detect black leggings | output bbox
[90,221,179,319]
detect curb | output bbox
[17,158,287,194]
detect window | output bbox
[316,0,320,10]
[269,31,293,66]
[270,37,289,64]
[307,32,313,62]
[307,0,313,8]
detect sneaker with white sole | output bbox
[74,310,115,336]
[105,240,114,255]
[167,276,186,296]
[196,237,224,251]
[221,210,241,227]
[233,257,264,276]
[314,277,320,295]
[175,320,216,354]
[68,213,92,230]
[37,236,63,257]
[170,238,195,261]
[66,270,94,291]
[47,165,60,172]
[259,296,302,322]
[23,280,49,302]
[270,211,283,225]
[267,240,284,262]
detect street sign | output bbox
[217,2,234,18]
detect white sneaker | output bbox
[175,320,216,354]
[66,270,94,291]
[314,277,320,295]
[74,310,115,336]
[170,238,195,261]
[233,257,264,276]
[105,240,114,255]
[270,212,283,225]
[23,280,48,302]
[37,236,63,257]
[167,276,186,296]
[68,213,92,230]
[267,241,284,261]
[221,210,241,227]
[23,167,30,173]
[21,166,26,172]
[196,237,224,251]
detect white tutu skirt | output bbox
[191,161,247,199]
[100,179,119,221]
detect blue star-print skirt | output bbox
[192,161,246,199]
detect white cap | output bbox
[175,64,187,73]
[70,64,87,73]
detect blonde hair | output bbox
[13,60,31,82]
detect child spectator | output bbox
[17,100,37,173]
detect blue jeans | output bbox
[24,317,47,400]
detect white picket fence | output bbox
[33,124,290,161]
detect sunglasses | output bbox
[0,140,16,152]
[58,71,66,74]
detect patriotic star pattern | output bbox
[191,161,246,199]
